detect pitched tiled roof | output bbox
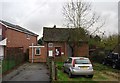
[43,27,70,42]
[0,20,38,36]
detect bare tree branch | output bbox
[62,0,105,56]
[90,21,105,35]
[63,0,105,35]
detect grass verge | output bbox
[56,62,119,82]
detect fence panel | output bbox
[2,47,26,73]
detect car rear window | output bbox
[75,59,90,64]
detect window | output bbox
[35,47,41,55]
[55,47,61,56]
[67,58,72,63]
[75,59,90,64]
[26,34,30,39]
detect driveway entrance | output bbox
[2,62,50,82]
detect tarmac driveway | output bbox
[2,62,50,82]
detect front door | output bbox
[55,47,61,57]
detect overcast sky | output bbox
[0,0,119,39]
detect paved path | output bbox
[2,62,50,82]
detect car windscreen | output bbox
[75,59,90,64]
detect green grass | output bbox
[57,68,107,81]
[57,69,100,83]
[56,62,119,82]
[93,63,119,73]
[56,62,64,70]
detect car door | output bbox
[64,58,72,73]
[66,58,72,72]
[64,59,69,72]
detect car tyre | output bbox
[112,63,116,69]
[68,70,73,78]
[88,75,93,78]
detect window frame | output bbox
[35,47,41,55]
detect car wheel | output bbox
[68,70,73,78]
[88,75,93,78]
[112,64,116,69]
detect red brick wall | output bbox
[74,43,89,57]
[46,42,89,57]
[5,28,37,52]
[46,42,67,57]
[29,46,47,62]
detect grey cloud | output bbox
[0,0,118,38]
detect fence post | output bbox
[55,61,57,80]
[49,57,52,80]
[47,56,58,81]
[52,60,54,80]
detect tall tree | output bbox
[38,37,43,45]
[63,0,105,56]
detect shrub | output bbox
[90,49,106,63]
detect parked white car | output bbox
[63,57,94,78]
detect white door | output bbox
[0,46,4,59]
[48,50,53,57]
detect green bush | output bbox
[90,50,106,63]
[56,62,63,70]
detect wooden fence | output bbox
[2,47,28,73]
